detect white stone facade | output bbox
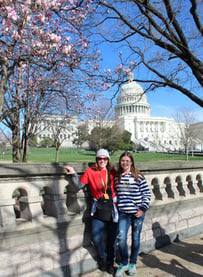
[36,79,202,152]
[115,79,184,151]
[36,115,114,148]
[36,114,79,147]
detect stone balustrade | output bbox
[0,161,203,277]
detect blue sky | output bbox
[99,43,203,122]
[92,0,203,123]
[147,88,203,121]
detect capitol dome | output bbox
[119,80,147,102]
[115,73,150,118]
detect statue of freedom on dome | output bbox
[127,71,134,82]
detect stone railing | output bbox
[0,161,203,277]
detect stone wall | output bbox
[0,161,203,277]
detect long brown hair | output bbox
[116,151,141,182]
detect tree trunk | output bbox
[12,116,21,163]
[55,148,59,162]
[22,136,29,163]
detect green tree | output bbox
[72,123,89,149]
[119,130,132,151]
[88,125,132,153]
[39,138,54,148]
[89,126,104,152]
[28,136,38,147]
[102,125,123,153]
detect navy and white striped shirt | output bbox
[115,172,151,214]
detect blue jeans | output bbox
[117,212,145,265]
[91,217,118,264]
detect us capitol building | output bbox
[114,74,184,151]
[37,75,201,152]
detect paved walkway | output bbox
[81,233,203,277]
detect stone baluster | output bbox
[186,175,196,196]
[169,176,180,200]
[151,177,167,201]
[159,177,168,200]
[175,175,189,198]
[145,176,155,202]
[53,193,69,222]
[0,199,16,227]
[164,177,175,199]
[196,174,203,194]
[24,196,44,221]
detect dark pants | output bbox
[91,217,118,265]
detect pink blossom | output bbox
[82,42,88,48]
[39,14,45,24]
[25,0,32,5]
[124,68,131,74]
[36,0,42,6]
[130,61,137,67]
[12,30,19,39]
[63,45,72,55]
[8,10,18,21]
[24,46,29,53]
[22,5,30,14]
[115,64,123,73]
[93,64,99,71]
[50,33,61,43]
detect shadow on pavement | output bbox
[140,222,203,277]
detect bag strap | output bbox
[106,172,113,199]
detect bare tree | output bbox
[50,116,74,163]
[86,98,115,121]
[2,67,58,162]
[88,0,203,107]
[0,126,11,154]
[174,107,199,160]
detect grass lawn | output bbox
[0,147,203,163]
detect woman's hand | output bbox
[135,209,144,218]
[64,166,75,175]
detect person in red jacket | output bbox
[64,149,118,274]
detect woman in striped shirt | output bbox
[114,152,151,277]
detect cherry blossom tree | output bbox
[0,0,112,162]
[1,1,88,108]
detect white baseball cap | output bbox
[96,149,110,159]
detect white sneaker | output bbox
[115,264,129,277]
[127,263,136,276]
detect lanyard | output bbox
[98,170,109,198]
